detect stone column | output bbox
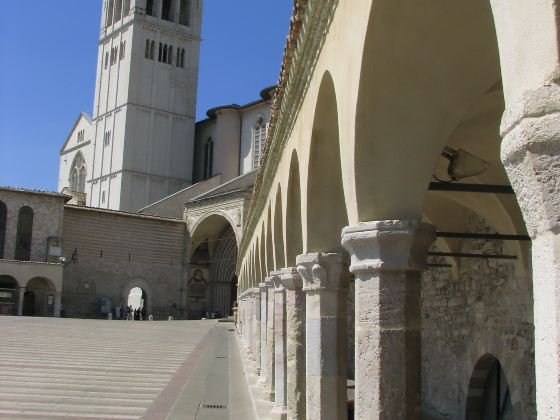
[501,84,560,420]
[341,220,435,420]
[54,292,62,317]
[17,287,25,316]
[281,267,306,420]
[263,273,279,401]
[297,253,350,420]
[248,289,256,357]
[271,273,287,419]
[253,288,262,374]
[258,282,269,384]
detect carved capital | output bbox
[501,84,560,237]
[296,253,350,293]
[341,220,435,274]
[280,267,303,290]
[259,282,268,292]
[269,270,284,292]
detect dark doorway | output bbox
[23,291,35,316]
[229,275,238,316]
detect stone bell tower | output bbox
[88,0,203,211]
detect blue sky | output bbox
[0,1,292,191]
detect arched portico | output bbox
[188,213,238,319]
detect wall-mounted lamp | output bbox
[61,248,79,266]
[441,146,489,181]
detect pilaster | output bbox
[271,273,287,419]
[341,220,435,420]
[258,282,269,384]
[281,267,306,420]
[501,83,560,420]
[297,253,350,420]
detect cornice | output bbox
[238,0,339,263]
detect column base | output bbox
[262,390,275,402]
[270,405,288,419]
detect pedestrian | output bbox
[141,307,146,321]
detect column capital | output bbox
[250,287,260,298]
[500,83,560,237]
[259,282,268,292]
[341,220,435,274]
[296,252,350,293]
[280,267,303,290]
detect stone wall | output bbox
[421,215,535,419]
[0,189,66,262]
[61,206,187,319]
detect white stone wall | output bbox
[421,215,535,419]
[239,103,272,175]
[58,114,93,194]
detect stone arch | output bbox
[121,277,154,316]
[255,237,262,285]
[285,150,303,267]
[259,223,267,278]
[0,275,19,316]
[306,71,348,253]
[189,210,240,249]
[24,277,56,317]
[273,185,285,270]
[354,0,503,222]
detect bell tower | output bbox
[88,0,203,211]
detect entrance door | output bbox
[23,291,35,316]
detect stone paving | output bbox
[0,317,249,420]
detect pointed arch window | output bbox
[179,0,191,26]
[0,201,6,259]
[107,0,115,26]
[15,207,33,261]
[252,116,267,170]
[203,138,214,180]
[70,152,87,193]
[146,0,154,16]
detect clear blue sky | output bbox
[0,1,292,191]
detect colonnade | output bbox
[236,220,435,419]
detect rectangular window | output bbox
[146,0,154,16]
[145,39,150,59]
[162,0,173,21]
[104,131,111,147]
[123,0,131,17]
[114,0,123,22]
[176,48,181,67]
[158,43,163,62]
[150,41,155,60]
[120,41,126,60]
[168,46,173,64]
[105,52,109,69]
[179,0,190,26]
[107,0,114,26]
[101,191,106,204]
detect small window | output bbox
[158,43,163,62]
[203,138,214,179]
[15,207,33,261]
[123,0,131,16]
[176,48,181,67]
[252,117,267,169]
[180,48,185,68]
[162,0,173,21]
[145,39,150,59]
[163,45,168,63]
[107,0,114,26]
[105,52,109,69]
[150,40,155,60]
[0,201,6,259]
[101,191,106,205]
[146,0,154,16]
[168,46,173,65]
[114,0,123,22]
[179,0,190,26]
[120,41,126,60]
[104,131,111,147]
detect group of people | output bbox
[125,305,146,321]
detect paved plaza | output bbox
[0,317,255,420]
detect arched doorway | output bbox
[25,277,56,317]
[127,287,147,320]
[121,279,153,319]
[0,275,19,316]
[466,355,514,419]
[188,214,238,319]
